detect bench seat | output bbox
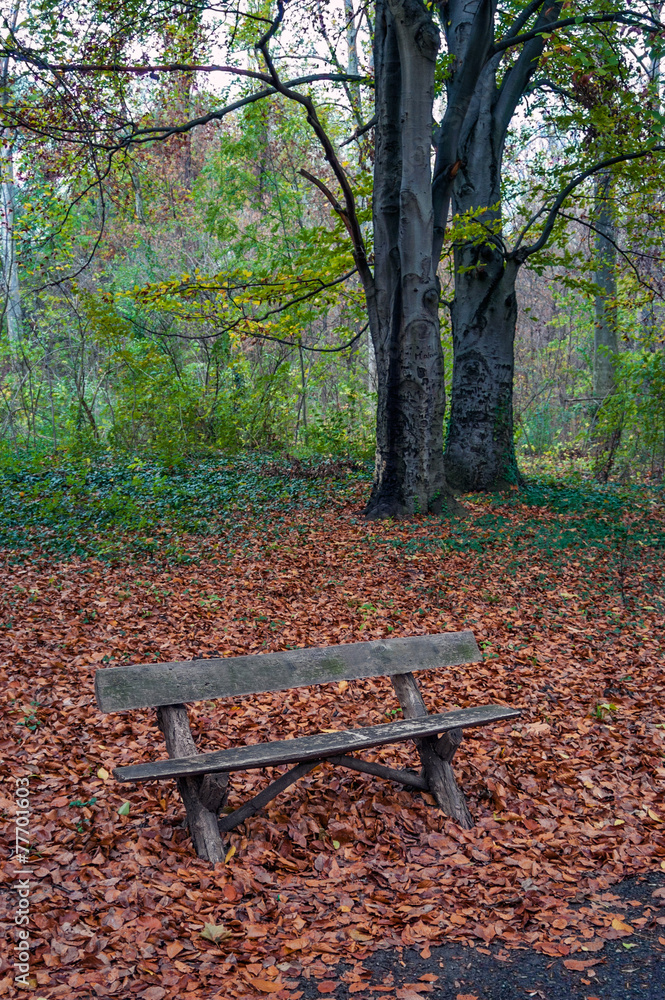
[115,703,518,782]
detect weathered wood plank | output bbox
[156,705,226,864]
[95,631,481,713]
[391,673,473,829]
[114,704,519,782]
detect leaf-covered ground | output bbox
[2,461,665,999]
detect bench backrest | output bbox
[94,630,481,713]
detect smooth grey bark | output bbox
[344,0,362,116]
[365,0,452,517]
[438,0,561,491]
[0,1,23,353]
[0,141,22,351]
[366,0,561,504]
[593,170,618,403]
[443,47,521,490]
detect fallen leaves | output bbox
[2,489,664,999]
[200,922,233,944]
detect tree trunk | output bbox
[444,73,521,491]
[365,0,453,518]
[593,170,618,403]
[436,0,562,492]
[445,252,521,492]
[0,138,22,352]
[1,4,23,354]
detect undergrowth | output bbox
[0,450,663,620]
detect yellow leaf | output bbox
[225,844,236,862]
[648,809,662,822]
[614,819,624,826]
[97,767,109,780]
[611,917,633,933]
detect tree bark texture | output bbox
[445,183,521,491]
[438,1,560,491]
[0,151,22,351]
[1,3,23,353]
[366,0,451,517]
[593,170,618,402]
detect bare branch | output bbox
[513,146,665,259]
[341,113,377,146]
[557,210,665,295]
[493,11,661,57]
[254,15,373,291]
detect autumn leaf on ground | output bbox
[610,917,634,934]
[562,958,603,971]
[248,978,284,993]
[200,921,233,943]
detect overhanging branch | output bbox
[493,12,661,57]
[512,146,665,260]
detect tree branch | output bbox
[299,168,356,239]
[431,0,495,265]
[493,12,661,57]
[93,74,369,151]
[557,210,665,294]
[499,0,548,42]
[512,147,665,260]
[494,0,562,143]
[254,10,373,291]
[341,113,378,146]
[1,52,369,87]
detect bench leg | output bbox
[157,705,228,864]
[390,673,473,829]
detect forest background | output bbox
[0,0,664,498]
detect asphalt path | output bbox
[293,870,664,1000]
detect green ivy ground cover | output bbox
[0,453,367,562]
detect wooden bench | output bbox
[94,631,519,863]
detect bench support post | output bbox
[157,705,228,863]
[391,673,473,829]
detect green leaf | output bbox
[117,801,131,816]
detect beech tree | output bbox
[2,0,664,515]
